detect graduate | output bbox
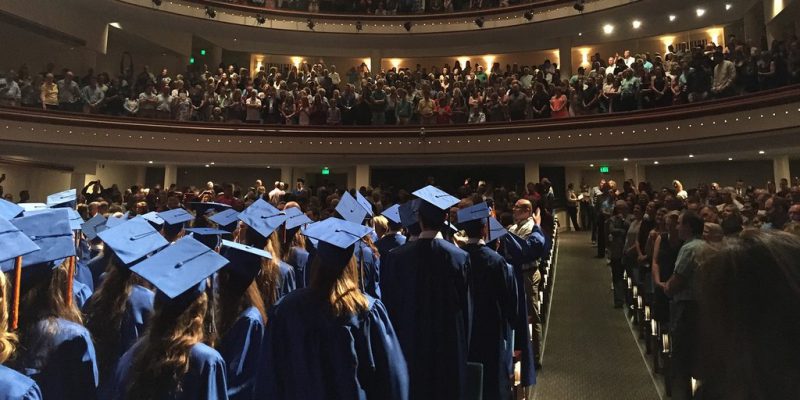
[216,240,270,400]
[82,214,112,287]
[336,192,381,298]
[0,217,43,400]
[159,207,195,242]
[262,217,409,400]
[375,204,407,263]
[458,203,519,400]
[380,185,472,400]
[109,236,229,400]
[279,204,312,289]
[4,209,99,399]
[84,218,169,399]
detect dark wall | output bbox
[645,160,774,189]
[176,167,281,191]
[370,164,525,194]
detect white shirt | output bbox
[417,230,444,240]
[624,56,635,67]
[0,79,21,102]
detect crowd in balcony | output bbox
[1,34,799,126]
[225,0,533,14]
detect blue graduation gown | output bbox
[15,318,99,400]
[285,247,309,290]
[381,238,471,400]
[73,279,92,310]
[0,365,42,400]
[262,289,409,400]
[87,251,112,289]
[111,342,228,400]
[463,243,518,400]
[355,241,381,299]
[375,233,406,266]
[75,258,95,293]
[218,306,265,400]
[277,261,296,299]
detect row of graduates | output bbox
[0,185,548,400]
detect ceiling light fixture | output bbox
[758,150,765,154]
[725,3,732,10]
[696,8,706,17]
[574,0,585,12]
[654,161,659,165]
[632,20,641,29]
[623,157,629,161]
[109,22,122,29]
[668,14,676,22]
[689,154,694,158]
[603,24,614,34]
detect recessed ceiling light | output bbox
[210,162,215,165]
[669,14,676,22]
[725,3,732,10]
[602,24,614,34]
[654,161,659,165]
[623,157,629,161]
[728,157,734,161]
[696,8,706,17]
[109,22,122,29]
[205,164,210,167]
[589,163,595,167]
[632,20,642,29]
[689,154,694,158]
[758,150,765,154]
[148,160,153,164]
[578,32,582,36]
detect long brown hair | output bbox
[280,229,307,264]
[125,292,208,400]
[257,232,283,310]
[83,256,139,380]
[310,254,369,317]
[0,271,17,364]
[215,269,267,339]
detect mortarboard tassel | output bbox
[66,256,76,307]
[12,256,22,330]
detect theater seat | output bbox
[466,362,484,400]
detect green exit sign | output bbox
[321,167,330,175]
[599,166,610,173]
[200,49,206,56]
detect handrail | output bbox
[181,0,573,21]
[1,85,798,138]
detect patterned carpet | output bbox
[533,232,661,400]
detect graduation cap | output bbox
[0,198,23,220]
[398,199,420,228]
[190,202,232,215]
[355,192,374,217]
[105,214,129,229]
[238,198,286,238]
[131,236,229,309]
[381,204,402,225]
[81,214,107,240]
[488,217,509,242]
[209,209,239,233]
[67,209,83,231]
[221,239,271,285]
[413,185,459,222]
[5,209,75,269]
[47,189,77,209]
[18,203,48,213]
[159,208,194,237]
[0,217,40,269]
[97,217,169,265]
[457,202,491,231]
[301,218,373,267]
[186,227,228,250]
[335,192,368,225]
[140,211,165,228]
[284,207,312,230]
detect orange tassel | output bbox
[66,256,75,307]
[12,256,22,330]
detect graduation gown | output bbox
[262,289,409,400]
[87,251,112,289]
[75,258,95,293]
[277,261,297,299]
[355,241,381,299]
[463,243,518,400]
[73,279,92,310]
[217,306,265,400]
[285,247,310,290]
[111,342,228,400]
[380,238,471,400]
[375,233,406,266]
[0,365,42,400]
[15,318,99,400]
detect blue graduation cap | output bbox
[186,227,228,250]
[457,202,490,224]
[81,214,107,240]
[190,202,231,215]
[209,209,239,233]
[67,209,83,231]
[221,239,271,284]
[105,214,129,229]
[97,218,169,265]
[140,211,165,228]
[336,192,368,225]
[7,209,75,268]
[238,199,286,238]
[413,185,460,222]
[488,217,508,242]
[46,189,77,209]
[381,204,402,225]
[0,198,23,220]
[131,236,229,307]
[18,203,48,213]
[398,199,420,228]
[159,208,194,226]
[0,217,40,269]
[284,207,311,230]
[356,192,374,217]
[301,218,373,267]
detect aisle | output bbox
[533,232,661,400]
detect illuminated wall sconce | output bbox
[389,58,402,69]
[660,36,676,54]
[291,56,304,68]
[706,28,723,45]
[482,55,496,73]
[579,47,591,67]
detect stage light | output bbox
[403,21,412,31]
[205,6,216,18]
[523,10,533,20]
[307,19,315,30]
[256,14,266,24]
[474,17,484,28]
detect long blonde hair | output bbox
[310,255,369,317]
[126,292,208,400]
[257,232,283,310]
[0,272,17,364]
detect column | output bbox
[773,155,791,184]
[558,36,573,76]
[164,164,178,189]
[369,49,383,75]
[623,162,646,184]
[355,164,371,189]
[280,166,294,186]
[524,161,540,186]
[744,0,767,45]
[70,173,88,193]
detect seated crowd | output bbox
[1,34,798,126]
[572,176,800,399]
[221,0,533,14]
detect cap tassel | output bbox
[66,256,75,307]
[11,256,22,330]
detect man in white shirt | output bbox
[81,76,105,114]
[268,181,284,204]
[0,70,21,107]
[622,50,635,67]
[519,66,533,90]
[57,71,82,111]
[711,51,736,98]
[155,85,172,119]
